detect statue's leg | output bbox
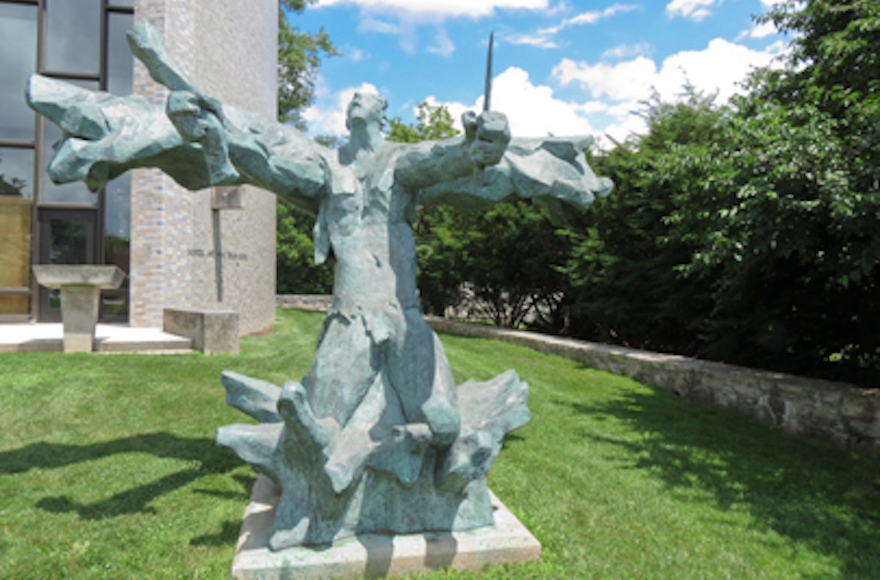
[386,308,460,447]
[303,312,379,427]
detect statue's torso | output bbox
[318,143,421,316]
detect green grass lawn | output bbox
[1,309,877,579]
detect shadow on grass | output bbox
[190,519,245,547]
[557,388,880,579]
[0,433,246,520]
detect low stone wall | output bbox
[277,294,333,312]
[428,318,879,460]
[274,296,879,459]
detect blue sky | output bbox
[291,0,787,146]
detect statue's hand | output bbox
[166,90,224,142]
[463,110,510,168]
[166,90,239,184]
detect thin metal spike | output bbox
[483,32,494,112]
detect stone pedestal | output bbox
[32,265,126,353]
[232,475,542,580]
[59,284,102,353]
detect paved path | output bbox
[0,323,192,353]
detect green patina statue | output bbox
[27,23,612,550]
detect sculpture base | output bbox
[232,475,542,580]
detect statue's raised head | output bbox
[345,91,387,130]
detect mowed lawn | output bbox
[1,309,877,579]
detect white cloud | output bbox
[346,1,538,54]
[507,3,638,48]
[666,0,717,22]
[554,38,780,104]
[547,37,786,145]
[426,27,456,56]
[564,4,638,26]
[554,56,657,101]
[346,47,367,63]
[301,80,381,136]
[317,0,550,18]
[358,16,399,34]
[425,67,597,138]
[743,20,778,39]
[764,40,787,55]
[505,33,559,49]
[601,42,652,60]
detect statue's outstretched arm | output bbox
[27,22,328,211]
[394,110,510,191]
[417,135,613,225]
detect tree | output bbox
[275,1,338,295]
[661,0,880,385]
[276,199,334,294]
[0,153,26,196]
[562,88,721,352]
[277,0,338,126]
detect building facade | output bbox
[0,0,277,334]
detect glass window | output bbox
[0,148,34,199]
[0,172,33,315]
[48,217,89,264]
[0,3,37,141]
[104,173,130,270]
[107,11,134,95]
[109,0,135,8]
[100,290,128,320]
[45,0,101,75]
[0,294,30,317]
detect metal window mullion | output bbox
[96,0,109,266]
[30,0,47,321]
[40,70,101,82]
[0,139,35,149]
[106,4,133,15]
[100,0,108,90]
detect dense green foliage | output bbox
[561,89,720,353]
[655,0,880,384]
[276,199,333,295]
[1,309,877,578]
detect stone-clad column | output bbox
[129,0,277,334]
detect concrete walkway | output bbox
[0,322,192,353]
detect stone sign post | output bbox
[31,265,126,353]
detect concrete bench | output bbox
[163,308,239,355]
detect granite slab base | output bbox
[232,475,542,579]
